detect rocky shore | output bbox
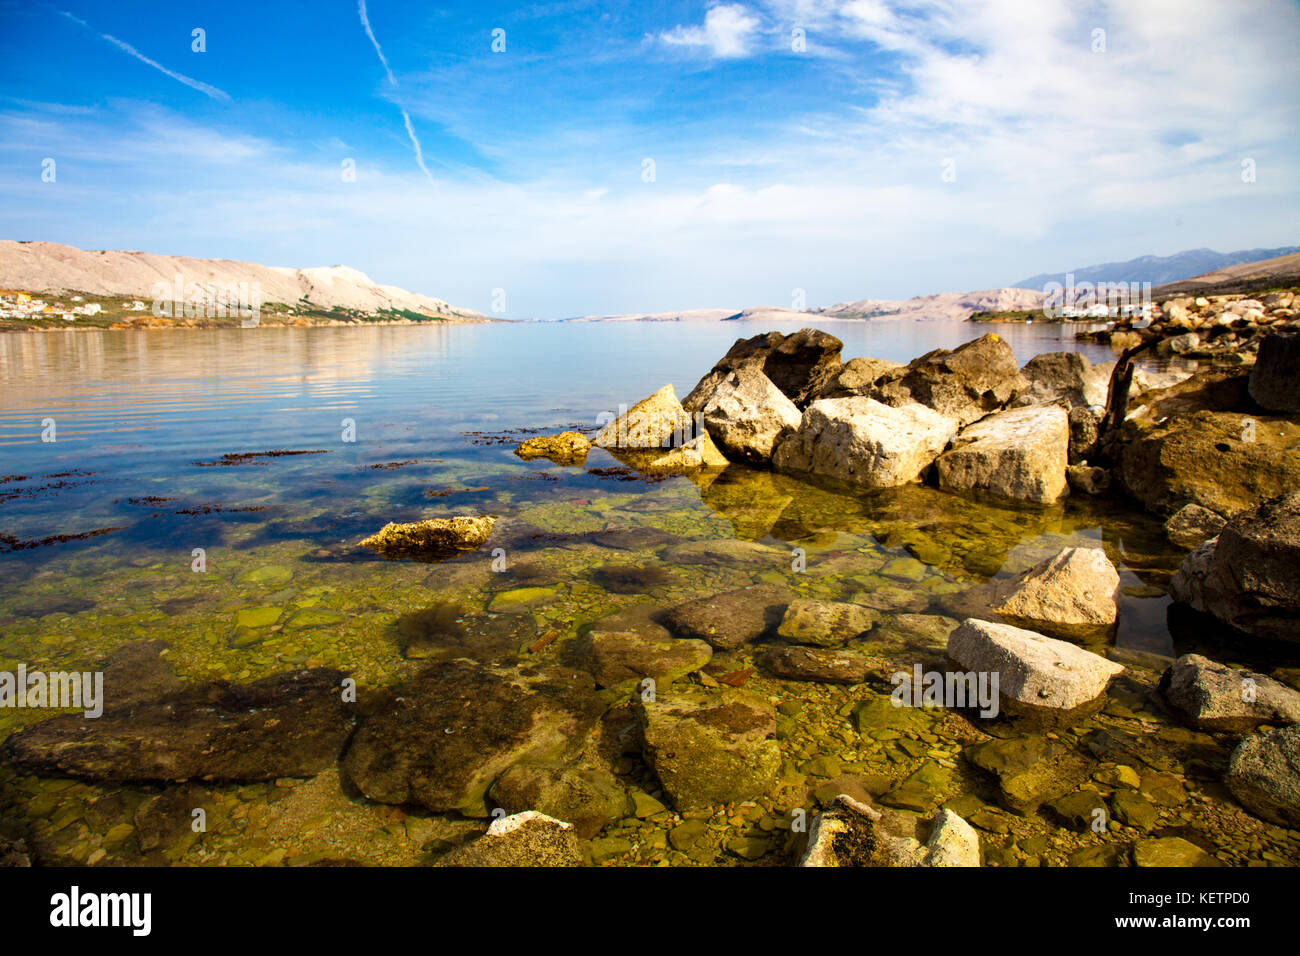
[2,319,1297,869]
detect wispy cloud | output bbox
[59,11,230,101]
[357,0,433,183]
[660,4,762,58]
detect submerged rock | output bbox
[343,660,602,816]
[777,598,879,647]
[1159,654,1300,733]
[661,584,795,649]
[964,734,1092,814]
[514,431,592,465]
[935,405,1069,505]
[1132,836,1223,868]
[488,764,628,840]
[638,688,780,810]
[991,546,1121,636]
[578,624,712,690]
[1169,492,1300,643]
[2,668,353,783]
[947,618,1124,713]
[682,328,843,412]
[1065,464,1110,496]
[433,811,584,867]
[700,367,802,462]
[1225,724,1300,827]
[640,432,729,473]
[773,397,958,488]
[760,645,871,684]
[359,515,495,558]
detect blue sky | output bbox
[1,0,1298,318]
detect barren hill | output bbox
[0,240,487,321]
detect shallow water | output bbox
[1,320,1296,868]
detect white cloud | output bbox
[661,4,762,58]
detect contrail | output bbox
[60,12,230,101]
[358,0,433,183]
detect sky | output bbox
[0,0,1297,319]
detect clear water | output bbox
[0,320,1292,868]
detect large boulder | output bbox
[773,397,958,488]
[1,668,353,783]
[700,367,802,462]
[661,584,795,649]
[343,661,603,816]
[1225,725,1300,827]
[810,356,905,400]
[1115,369,1300,517]
[1159,654,1300,733]
[637,688,780,810]
[947,618,1124,713]
[1169,492,1300,643]
[1249,333,1299,413]
[935,405,1069,505]
[682,328,844,412]
[1017,351,1096,409]
[360,515,495,558]
[872,333,1026,427]
[593,384,689,450]
[433,811,584,867]
[991,546,1121,636]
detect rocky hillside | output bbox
[0,240,487,322]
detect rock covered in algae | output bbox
[433,811,584,867]
[662,584,795,649]
[777,598,879,647]
[359,514,495,557]
[514,431,591,465]
[488,763,629,840]
[637,688,780,811]
[343,660,602,817]
[1,668,354,784]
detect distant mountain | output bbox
[1014,246,1300,291]
[0,240,487,321]
[1151,250,1300,298]
[562,288,1045,324]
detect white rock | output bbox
[947,618,1124,711]
[992,546,1121,632]
[701,367,802,462]
[935,405,1069,505]
[923,809,981,867]
[773,397,957,488]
